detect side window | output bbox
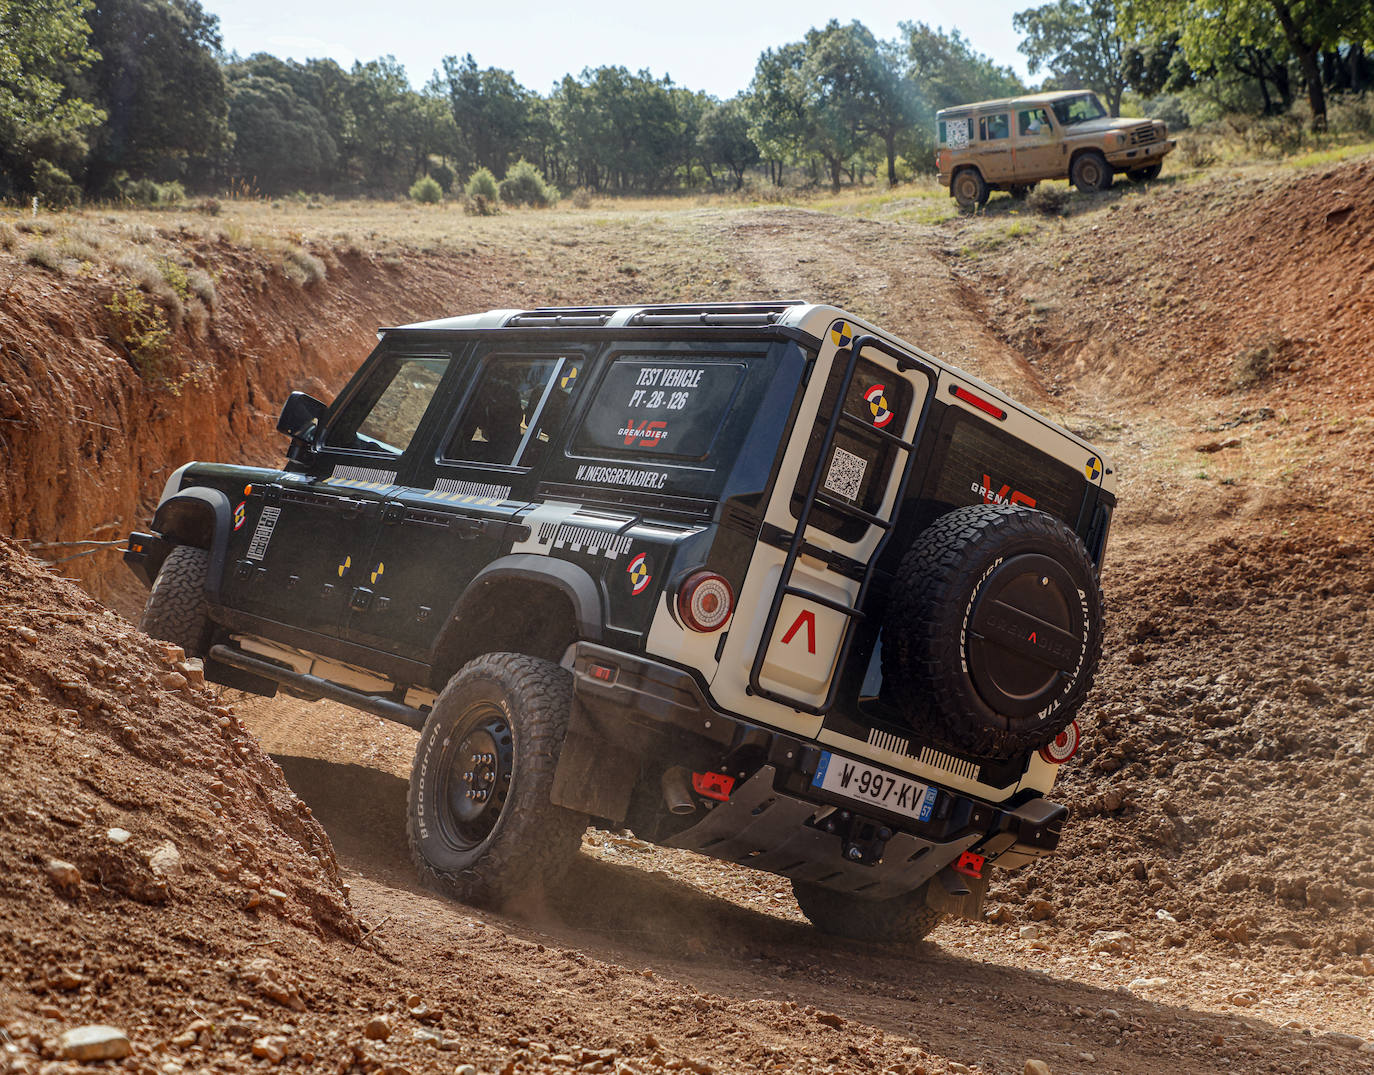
[324,354,449,456]
[442,355,582,468]
[1018,108,1050,136]
[979,113,1009,140]
[940,116,971,149]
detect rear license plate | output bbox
[812,751,938,822]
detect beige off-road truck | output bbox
[936,90,1176,209]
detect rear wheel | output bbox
[951,168,989,210]
[1070,151,1112,193]
[881,504,1103,759]
[138,545,212,655]
[407,652,587,909]
[793,880,942,944]
[1127,163,1162,182]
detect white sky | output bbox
[213,1,1037,97]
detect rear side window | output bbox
[939,116,971,148]
[979,113,1010,140]
[790,356,914,543]
[572,357,746,461]
[324,353,449,456]
[442,354,585,468]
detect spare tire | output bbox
[881,504,1103,759]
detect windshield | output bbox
[1051,93,1108,126]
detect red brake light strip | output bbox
[951,385,1006,420]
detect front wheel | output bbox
[138,545,212,655]
[407,653,588,909]
[1070,151,1112,193]
[793,880,942,944]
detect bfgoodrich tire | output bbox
[138,545,213,655]
[951,168,989,210]
[793,880,942,944]
[407,652,588,909]
[881,504,1103,759]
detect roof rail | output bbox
[502,301,805,329]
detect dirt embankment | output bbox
[0,228,537,598]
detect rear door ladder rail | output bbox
[748,334,937,716]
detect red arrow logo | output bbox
[781,609,817,654]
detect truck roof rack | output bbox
[503,301,804,329]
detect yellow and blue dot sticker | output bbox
[1085,456,1102,481]
[830,321,853,350]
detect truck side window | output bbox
[1018,108,1050,136]
[979,113,1010,141]
[443,355,575,468]
[324,354,449,456]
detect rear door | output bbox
[711,320,935,737]
[976,111,1014,182]
[344,344,595,660]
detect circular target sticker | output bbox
[864,384,894,428]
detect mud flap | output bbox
[549,698,638,824]
[925,868,989,922]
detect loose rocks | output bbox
[59,1025,132,1061]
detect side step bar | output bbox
[208,644,429,730]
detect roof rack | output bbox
[502,301,805,329]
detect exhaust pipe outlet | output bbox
[936,865,972,898]
[661,766,697,815]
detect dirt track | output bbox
[3,163,1373,1073]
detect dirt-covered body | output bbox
[127,301,1115,934]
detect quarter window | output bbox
[324,354,449,456]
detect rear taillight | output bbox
[678,571,733,632]
[1039,720,1081,765]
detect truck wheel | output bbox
[881,504,1103,760]
[138,545,212,655]
[793,880,942,944]
[407,652,588,909]
[1070,151,1112,192]
[1127,163,1162,182]
[951,168,988,210]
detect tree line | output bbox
[2,0,1373,204]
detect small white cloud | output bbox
[265,35,357,66]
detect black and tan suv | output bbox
[126,301,1115,943]
[937,90,1176,209]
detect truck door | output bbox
[1013,106,1060,180]
[343,346,594,662]
[976,111,1014,182]
[222,349,452,642]
[710,320,935,736]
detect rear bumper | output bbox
[568,642,1066,895]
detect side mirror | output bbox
[277,391,327,440]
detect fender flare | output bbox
[430,553,605,666]
[151,487,233,603]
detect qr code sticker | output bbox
[947,117,970,148]
[824,446,867,502]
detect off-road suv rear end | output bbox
[127,301,1115,942]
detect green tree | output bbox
[800,20,881,191]
[1124,0,1371,128]
[745,42,809,185]
[901,22,1026,109]
[0,0,103,195]
[697,97,758,189]
[224,63,337,191]
[1014,0,1130,115]
[80,0,229,192]
[438,54,534,175]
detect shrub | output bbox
[0,222,17,251]
[464,193,499,216]
[195,197,222,216]
[1027,184,1071,216]
[106,284,173,382]
[1176,130,1218,169]
[282,246,326,287]
[1231,334,1290,389]
[464,167,499,202]
[24,244,63,273]
[498,159,558,207]
[32,161,80,208]
[570,187,593,209]
[409,175,443,204]
[430,162,456,193]
[1327,92,1374,137]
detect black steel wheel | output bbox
[407,652,587,909]
[881,504,1104,759]
[138,545,212,655]
[792,879,942,944]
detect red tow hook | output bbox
[953,850,986,879]
[691,771,735,801]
